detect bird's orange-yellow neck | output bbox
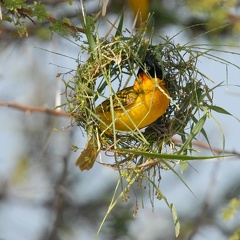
[133,73,166,93]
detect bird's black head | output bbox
[137,51,163,79]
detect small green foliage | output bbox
[81,14,97,52]
[180,160,188,173]
[221,198,240,240]
[32,1,50,23]
[71,145,79,152]
[62,18,72,26]
[230,228,240,240]
[17,25,27,37]
[35,27,51,40]
[1,0,79,39]
[222,198,240,221]
[3,0,26,10]
[184,0,240,33]
[49,19,69,36]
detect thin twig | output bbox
[172,137,240,157]
[0,101,70,117]
[1,101,239,157]
[39,129,74,240]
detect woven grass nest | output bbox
[65,36,210,173]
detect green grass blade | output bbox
[118,148,233,160]
[170,203,180,237]
[80,0,96,52]
[115,13,124,38]
[209,105,240,123]
[178,114,207,154]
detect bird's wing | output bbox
[96,86,138,113]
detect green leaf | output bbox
[118,148,233,161]
[84,16,96,52]
[208,111,226,156]
[221,198,240,221]
[180,160,188,173]
[229,228,240,240]
[80,1,96,52]
[115,13,124,38]
[170,204,180,237]
[209,105,240,122]
[62,18,72,26]
[49,20,69,36]
[32,2,50,23]
[178,114,207,154]
[3,0,26,10]
[191,114,213,157]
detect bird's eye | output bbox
[147,66,151,71]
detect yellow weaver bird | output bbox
[76,53,170,171]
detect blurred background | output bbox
[0,0,240,239]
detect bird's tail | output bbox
[75,136,99,171]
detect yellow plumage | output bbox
[75,71,170,171]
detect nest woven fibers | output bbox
[65,38,211,172]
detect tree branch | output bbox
[172,137,240,157]
[0,101,70,117]
[16,6,85,34]
[1,101,239,157]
